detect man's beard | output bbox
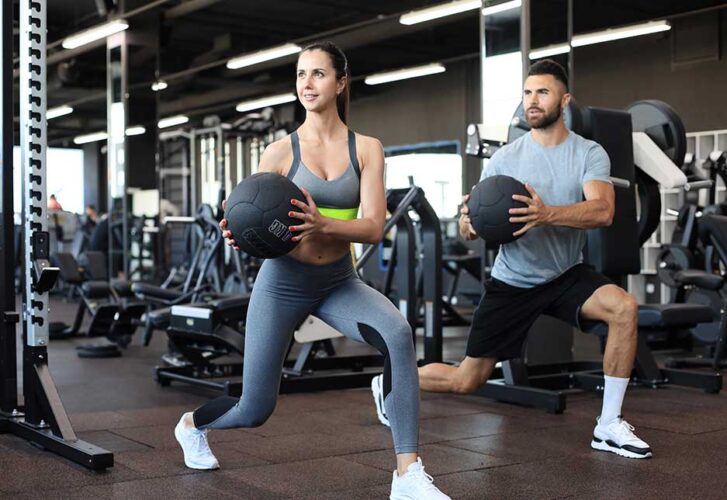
[527,105,561,130]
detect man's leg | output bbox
[580,283,651,458]
[418,356,497,394]
[419,275,546,395]
[580,283,638,422]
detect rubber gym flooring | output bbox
[2,295,727,499]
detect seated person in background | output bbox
[48,194,62,211]
[83,205,98,233]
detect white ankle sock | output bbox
[600,375,629,424]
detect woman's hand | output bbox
[219,199,241,250]
[288,187,329,242]
[459,194,478,241]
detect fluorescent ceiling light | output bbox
[226,43,302,70]
[73,132,108,145]
[125,126,146,136]
[236,93,297,113]
[151,80,168,91]
[73,126,148,144]
[158,115,189,129]
[61,19,129,50]
[529,43,571,60]
[572,20,670,47]
[365,63,446,86]
[46,106,73,120]
[400,0,481,26]
[482,0,521,16]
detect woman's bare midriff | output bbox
[288,233,350,265]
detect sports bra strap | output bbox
[288,131,301,179]
[348,129,361,178]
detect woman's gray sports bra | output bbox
[287,129,361,220]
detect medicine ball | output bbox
[467,175,530,245]
[224,172,306,258]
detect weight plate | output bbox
[626,99,687,166]
[656,245,694,288]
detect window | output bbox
[384,141,462,218]
[13,147,85,214]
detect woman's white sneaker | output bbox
[174,413,220,470]
[390,458,450,500]
[371,374,391,427]
[591,416,652,459]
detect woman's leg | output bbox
[314,278,419,472]
[192,265,314,430]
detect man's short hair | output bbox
[528,59,568,91]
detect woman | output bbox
[174,41,449,500]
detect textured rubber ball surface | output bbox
[224,172,306,258]
[467,175,530,245]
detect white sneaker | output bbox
[390,458,450,500]
[591,416,652,459]
[371,374,390,427]
[174,413,220,470]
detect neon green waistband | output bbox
[318,207,359,220]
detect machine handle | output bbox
[684,180,713,191]
[610,176,630,189]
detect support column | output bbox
[0,0,17,413]
[107,32,129,277]
[520,0,531,80]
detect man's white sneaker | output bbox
[371,374,391,427]
[390,458,450,500]
[591,416,652,459]
[174,413,220,470]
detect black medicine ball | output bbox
[224,172,306,258]
[467,175,530,245]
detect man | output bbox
[372,59,651,459]
[83,205,98,234]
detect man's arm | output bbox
[510,180,614,236]
[545,180,614,229]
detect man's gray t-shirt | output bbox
[480,131,611,288]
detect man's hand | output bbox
[459,194,478,241]
[509,183,551,237]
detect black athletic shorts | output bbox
[466,263,613,360]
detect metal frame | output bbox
[478,334,722,414]
[157,353,386,396]
[358,186,443,363]
[0,0,17,414]
[0,0,112,470]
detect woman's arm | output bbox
[290,135,386,245]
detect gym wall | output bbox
[349,58,483,194]
[575,10,727,132]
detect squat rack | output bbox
[0,0,112,470]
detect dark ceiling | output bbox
[10,0,727,145]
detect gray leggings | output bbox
[193,253,420,454]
